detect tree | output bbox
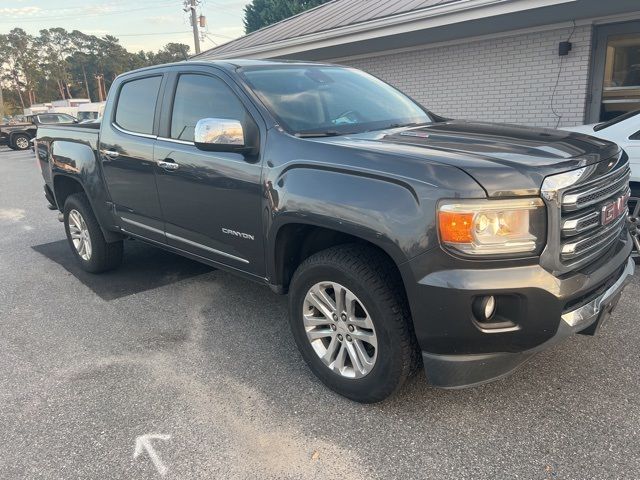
[243,0,331,33]
[0,27,190,114]
[148,43,190,64]
[0,28,39,108]
[37,28,75,99]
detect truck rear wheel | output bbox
[63,193,123,273]
[11,134,30,151]
[288,244,419,403]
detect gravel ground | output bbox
[1,146,639,479]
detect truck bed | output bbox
[37,123,100,152]
[36,124,102,194]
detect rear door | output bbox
[99,74,166,242]
[153,68,265,276]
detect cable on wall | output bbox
[550,19,577,128]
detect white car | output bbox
[563,110,640,256]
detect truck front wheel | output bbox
[288,244,419,403]
[63,193,123,273]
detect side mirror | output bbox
[194,118,251,153]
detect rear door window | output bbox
[115,76,162,135]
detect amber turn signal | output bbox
[438,211,474,243]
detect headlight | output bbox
[438,198,546,256]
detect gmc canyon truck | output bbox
[36,60,635,403]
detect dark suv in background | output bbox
[1,113,76,151]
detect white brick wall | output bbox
[337,25,593,128]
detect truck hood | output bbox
[314,120,620,197]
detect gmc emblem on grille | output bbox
[601,192,630,226]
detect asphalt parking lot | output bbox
[1,145,639,479]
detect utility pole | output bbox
[82,65,91,102]
[189,0,201,55]
[95,75,104,103]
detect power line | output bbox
[204,33,219,46]
[203,32,235,39]
[204,1,245,17]
[115,31,193,37]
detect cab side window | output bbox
[115,76,162,135]
[38,114,58,124]
[170,74,247,142]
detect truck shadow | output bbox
[32,238,213,301]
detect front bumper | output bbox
[422,257,634,388]
[402,234,634,388]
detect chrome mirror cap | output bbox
[194,118,245,151]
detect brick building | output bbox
[194,0,640,128]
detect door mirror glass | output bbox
[194,118,246,152]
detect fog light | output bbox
[474,295,496,322]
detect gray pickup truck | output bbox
[36,60,634,402]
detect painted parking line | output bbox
[0,148,35,159]
[0,147,28,158]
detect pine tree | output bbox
[243,0,332,34]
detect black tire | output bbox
[63,193,123,273]
[288,244,419,403]
[11,133,30,151]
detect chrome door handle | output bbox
[100,149,119,160]
[158,160,179,171]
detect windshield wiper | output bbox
[295,130,344,138]
[365,122,428,133]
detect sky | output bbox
[0,0,250,54]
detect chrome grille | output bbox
[541,152,630,272]
[561,214,627,261]
[562,166,631,211]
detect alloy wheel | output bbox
[15,137,29,149]
[303,281,378,379]
[68,209,92,261]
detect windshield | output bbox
[242,65,431,136]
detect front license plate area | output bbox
[578,292,622,336]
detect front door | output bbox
[100,74,165,243]
[153,71,265,276]
[589,21,640,122]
